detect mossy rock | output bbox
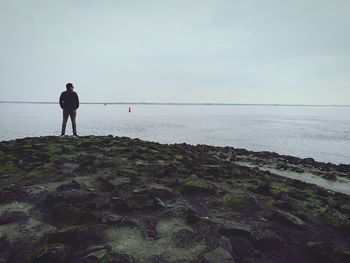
[0,160,22,175]
[47,225,105,248]
[50,201,83,223]
[181,178,216,195]
[30,243,69,263]
[271,182,291,194]
[45,144,62,155]
[221,193,253,210]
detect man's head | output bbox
[66,83,74,91]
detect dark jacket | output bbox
[59,90,79,110]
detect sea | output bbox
[0,103,349,165]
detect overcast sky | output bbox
[1,0,349,104]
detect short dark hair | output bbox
[66,83,73,89]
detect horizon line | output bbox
[0,101,350,107]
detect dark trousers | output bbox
[61,110,77,135]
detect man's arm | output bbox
[59,92,64,109]
[75,93,79,110]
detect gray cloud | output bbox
[1,0,349,104]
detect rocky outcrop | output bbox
[0,135,349,262]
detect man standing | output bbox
[59,83,79,136]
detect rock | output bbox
[255,181,271,195]
[181,178,216,195]
[0,236,12,263]
[30,243,70,263]
[303,158,315,165]
[99,177,131,191]
[56,180,82,191]
[50,201,82,223]
[323,172,337,181]
[267,211,305,229]
[147,184,177,199]
[306,242,350,263]
[142,229,161,241]
[171,229,201,248]
[101,212,123,224]
[110,197,132,213]
[218,223,253,237]
[109,253,138,263]
[84,249,109,261]
[213,218,253,237]
[252,230,285,251]
[229,237,255,258]
[149,255,170,263]
[47,225,105,248]
[203,247,235,263]
[0,211,28,225]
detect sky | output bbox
[1,0,349,104]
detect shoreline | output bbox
[1,136,350,262]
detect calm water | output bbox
[0,103,349,164]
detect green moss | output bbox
[31,163,53,176]
[110,146,129,153]
[22,145,33,150]
[271,182,291,193]
[184,178,213,189]
[45,144,62,155]
[222,193,252,209]
[0,160,22,175]
[312,206,350,227]
[181,178,216,195]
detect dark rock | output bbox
[99,177,131,192]
[255,181,271,195]
[219,223,252,237]
[303,158,315,166]
[101,212,123,224]
[306,242,350,263]
[267,211,305,229]
[0,211,28,225]
[229,236,255,258]
[202,247,235,263]
[142,229,161,241]
[147,184,177,199]
[252,230,285,251]
[110,197,132,213]
[109,253,138,263]
[171,229,201,248]
[47,225,105,248]
[56,179,82,191]
[0,236,12,263]
[323,172,337,181]
[30,243,70,263]
[50,201,82,223]
[180,178,216,195]
[149,255,170,263]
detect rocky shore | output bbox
[0,135,350,263]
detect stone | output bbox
[110,197,132,213]
[256,181,271,195]
[31,243,70,263]
[267,211,305,229]
[101,212,122,224]
[251,230,284,251]
[203,247,235,263]
[307,242,350,263]
[0,236,12,263]
[56,180,82,191]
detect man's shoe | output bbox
[60,134,65,136]
[73,133,79,137]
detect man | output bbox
[59,83,79,136]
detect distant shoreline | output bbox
[1,101,350,107]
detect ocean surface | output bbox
[0,103,349,164]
